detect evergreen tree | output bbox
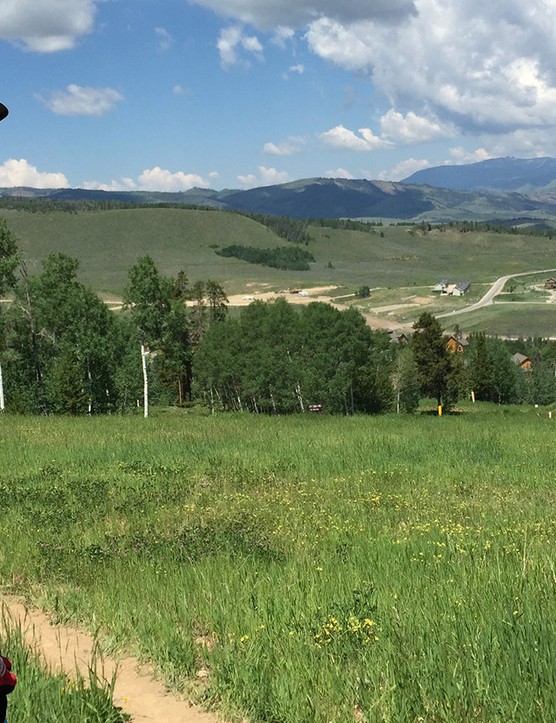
[412,312,454,408]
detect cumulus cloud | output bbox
[263,136,305,156]
[379,158,432,182]
[325,167,355,179]
[195,0,556,138]
[320,124,391,151]
[0,159,69,188]
[237,166,290,187]
[449,147,493,165]
[380,110,455,145]
[305,0,556,133]
[82,177,138,192]
[217,25,263,68]
[83,167,211,192]
[272,26,295,48]
[37,84,124,116]
[137,167,211,191]
[0,0,97,52]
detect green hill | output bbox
[3,206,556,300]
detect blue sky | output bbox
[1,0,556,191]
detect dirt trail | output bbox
[1,597,221,723]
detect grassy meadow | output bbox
[4,207,556,296]
[1,409,556,721]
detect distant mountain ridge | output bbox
[402,156,556,192]
[3,157,556,221]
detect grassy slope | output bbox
[3,207,556,333]
[2,411,556,722]
[3,208,556,292]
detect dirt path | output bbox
[1,597,222,723]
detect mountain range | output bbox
[3,157,556,222]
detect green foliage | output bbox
[193,298,392,414]
[392,347,421,413]
[0,217,19,294]
[234,212,312,244]
[6,253,125,414]
[124,255,174,344]
[356,285,370,298]
[310,218,380,232]
[216,244,315,270]
[412,312,455,407]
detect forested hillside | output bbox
[1,211,556,416]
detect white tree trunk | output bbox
[0,361,4,412]
[141,341,149,418]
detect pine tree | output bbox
[412,312,453,409]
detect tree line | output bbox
[1,217,556,415]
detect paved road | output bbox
[436,267,556,319]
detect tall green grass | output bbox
[1,411,556,721]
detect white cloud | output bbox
[263,136,305,156]
[82,177,138,192]
[217,25,263,68]
[325,167,355,179]
[379,158,432,181]
[84,168,211,192]
[320,124,391,151]
[282,63,305,79]
[38,84,123,116]
[0,159,69,188]
[196,1,556,139]
[237,166,290,187]
[0,0,97,52]
[272,26,295,47]
[305,0,556,133]
[137,167,211,191]
[449,147,493,164]
[155,27,174,51]
[380,109,455,144]
[172,85,192,96]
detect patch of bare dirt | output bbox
[1,598,222,723]
[226,285,341,307]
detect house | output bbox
[432,280,471,296]
[446,334,469,353]
[432,279,449,293]
[544,278,556,289]
[453,281,470,296]
[511,352,533,370]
